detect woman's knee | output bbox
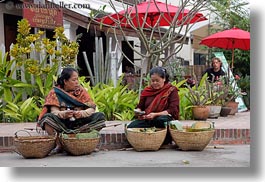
[44,123,56,135]
[127,120,150,128]
[127,122,137,128]
[153,115,172,128]
[91,112,106,121]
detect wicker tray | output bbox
[60,134,100,156]
[169,127,215,151]
[125,127,167,151]
[14,130,56,159]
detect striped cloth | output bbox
[38,112,106,133]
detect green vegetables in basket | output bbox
[185,128,213,132]
[62,134,69,139]
[127,127,159,133]
[186,121,214,132]
[61,130,99,139]
[169,120,183,130]
[139,127,156,133]
[76,130,99,139]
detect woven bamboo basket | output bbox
[14,130,56,159]
[169,127,215,151]
[125,127,167,151]
[60,134,100,156]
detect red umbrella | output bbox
[97,0,207,28]
[199,27,250,69]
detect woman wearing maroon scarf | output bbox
[127,67,179,144]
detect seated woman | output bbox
[127,67,179,144]
[37,67,106,153]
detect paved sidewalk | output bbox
[0,145,250,167]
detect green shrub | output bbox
[171,79,193,120]
[80,77,139,121]
[3,97,41,122]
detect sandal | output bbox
[49,146,64,155]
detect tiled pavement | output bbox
[0,111,250,152]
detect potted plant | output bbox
[185,74,210,120]
[237,75,250,110]
[216,84,232,117]
[218,75,243,115]
[205,80,224,118]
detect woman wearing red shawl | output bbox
[127,67,179,144]
[38,67,106,154]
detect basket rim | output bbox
[14,136,55,139]
[61,136,100,140]
[14,138,55,142]
[60,136,100,141]
[125,127,167,133]
[169,127,215,133]
[14,135,56,142]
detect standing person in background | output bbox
[38,67,106,154]
[127,67,180,145]
[204,57,226,82]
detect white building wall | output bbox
[63,20,78,41]
[176,44,191,62]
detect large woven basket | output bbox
[125,127,167,151]
[14,130,56,159]
[169,127,215,151]
[60,134,100,156]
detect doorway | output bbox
[122,41,134,73]
[4,14,22,54]
[76,26,106,78]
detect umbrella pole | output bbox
[231,39,235,73]
[231,48,234,73]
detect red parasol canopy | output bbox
[200,27,250,69]
[97,0,207,28]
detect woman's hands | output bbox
[65,110,82,119]
[65,110,74,119]
[64,108,95,120]
[139,112,157,120]
[139,111,169,120]
[51,106,93,120]
[73,111,82,119]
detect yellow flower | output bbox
[41,66,51,73]
[17,19,31,36]
[42,38,50,46]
